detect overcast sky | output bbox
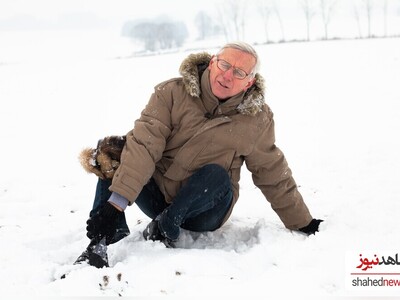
[1,0,399,41]
[0,0,225,35]
[0,0,215,23]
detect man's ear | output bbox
[243,77,256,91]
[208,55,216,70]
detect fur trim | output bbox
[79,147,107,179]
[79,136,126,179]
[179,52,212,97]
[178,52,266,116]
[237,73,265,115]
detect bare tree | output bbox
[195,11,221,40]
[129,20,188,52]
[383,0,388,37]
[216,0,247,41]
[319,0,337,39]
[353,0,363,38]
[229,0,247,40]
[257,0,273,43]
[216,8,230,42]
[362,0,373,37]
[273,0,285,42]
[299,0,316,41]
[131,22,158,51]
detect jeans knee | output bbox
[196,164,232,203]
[198,164,229,181]
[200,163,225,172]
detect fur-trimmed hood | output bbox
[178,52,266,116]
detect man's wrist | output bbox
[108,192,129,211]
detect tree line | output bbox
[122,0,400,52]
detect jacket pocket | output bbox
[163,142,208,181]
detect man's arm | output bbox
[110,85,173,203]
[245,111,314,230]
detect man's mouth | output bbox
[218,81,229,89]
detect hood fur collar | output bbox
[179,52,266,116]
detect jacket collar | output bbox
[179,52,266,116]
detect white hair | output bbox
[217,41,260,75]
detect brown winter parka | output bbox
[110,52,312,230]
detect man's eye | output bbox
[234,69,245,77]
[221,62,231,69]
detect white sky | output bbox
[0,0,223,34]
[1,0,399,20]
[1,0,399,41]
[0,0,215,20]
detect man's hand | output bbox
[86,202,123,244]
[299,219,324,235]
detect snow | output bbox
[1,31,400,299]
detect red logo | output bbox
[356,253,400,272]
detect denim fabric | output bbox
[156,164,233,241]
[91,164,233,243]
[134,177,169,219]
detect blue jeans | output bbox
[91,164,233,243]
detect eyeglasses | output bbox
[215,57,252,80]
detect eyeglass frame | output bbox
[215,56,254,80]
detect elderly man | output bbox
[79,41,323,267]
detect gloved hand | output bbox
[299,218,324,235]
[86,202,123,244]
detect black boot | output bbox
[74,237,109,268]
[143,219,176,248]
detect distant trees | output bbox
[194,11,222,40]
[383,0,388,37]
[273,1,286,42]
[299,0,316,41]
[122,18,188,52]
[216,0,247,41]
[352,0,379,39]
[257,0,273,43]
[362,0,373,38]
[319,0,337,40]
[121,0,400,53]
[353,1,363,38]
[257,0,286,43]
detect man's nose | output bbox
[222,67,234,80]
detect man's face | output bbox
[208,48,256,100]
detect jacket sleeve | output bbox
[245,111,312,230]
[110,86,172,203]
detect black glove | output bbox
[299,218,323,235]
[86,202,123,244]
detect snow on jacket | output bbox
[110,52,312,230]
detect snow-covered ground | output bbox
[0,31,399,299]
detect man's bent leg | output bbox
[158,164,233,241]
[135,177,169,219]
[181,188,232,233]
